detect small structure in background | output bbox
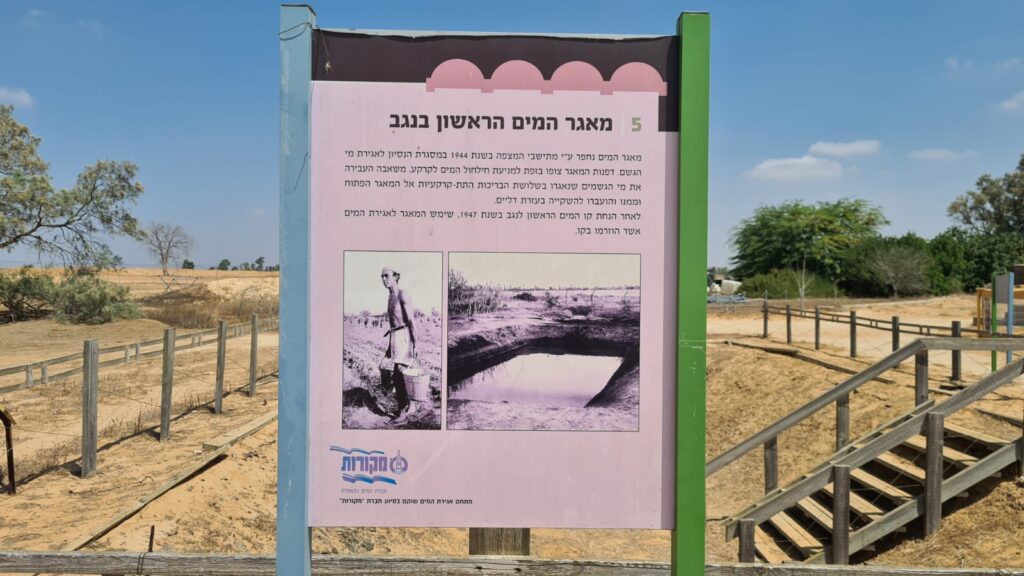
[708,269,745,303]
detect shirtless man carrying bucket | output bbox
[380,266,417,420]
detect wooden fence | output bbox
[1,314,279,491]
[0,551,1021,575]
[0,317,279,394]
[761,303,1003,380]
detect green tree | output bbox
[182,259,195,270]
[254,256,265,271]
[948,154,1024,234]
[731,198,887,294]
[0,105,144,267]
[217,259,231,271]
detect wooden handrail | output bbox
[706,340,924,477]
[0,550,1021,575]
[722,355,1024,540]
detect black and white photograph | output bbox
[342,251,442,430]
[446,252,640,431]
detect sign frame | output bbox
[278,5,709,574]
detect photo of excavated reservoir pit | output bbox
[446,252,640,431]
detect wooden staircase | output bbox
[749,423,1013,564]
[708,338,1024,565]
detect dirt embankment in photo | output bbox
[342,316,442,430]
[446,293,639,431]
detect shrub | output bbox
[0,266,55,321]
[448,269,501,316]
[543,290,559,308]
[742,269,839,299]
[51,269,140,324]
[512,291,537,301]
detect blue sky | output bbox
[1,1,1022,268]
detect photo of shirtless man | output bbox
[380,266,417,421]
[342,251,441,430]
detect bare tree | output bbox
[869,245,929,299]
[141,223,194,275]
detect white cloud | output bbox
[0,87,34,108]
[1000,91,1024,111]
[19,8,47,29]
[945,56,974,70]
[808,139,881,158]
[909,148,975,162]
[247,207,267,217]
[78,20,105,37]
[746,155,843,181]
[996,57,1022,72]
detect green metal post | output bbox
[673,12,709,576]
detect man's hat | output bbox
[381,266,398,276]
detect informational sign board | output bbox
[279,6,708,574]
[307,29,678,529]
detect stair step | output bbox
[796,497,833,531]
[902,435,978,466]
[822,483,885,520]
[755,526,791,564]
[768,511,824,557]
[851,467,913,502]
[875,452,926,484]
[945,422,1008,447]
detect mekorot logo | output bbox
[330,446,408,484]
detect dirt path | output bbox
[0,379,280,560]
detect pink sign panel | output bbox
[308,34,678,529]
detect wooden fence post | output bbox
[468,528,530,556]
[738,518,756,563]
[814,306,821,350]
[2,411,16,494]
[764,436,778,493]
[916,350,929,407]
[24,365,33,388]
[836,394,850,451]
[849,310,857,358]
[891,315,900,352]
[215,320,227,415]
[160,329,175,442]
[831,465,850,565]
[924,412,944,536]
[951,320,962,383]
[762,300,768,338]
[249,314,258,397]
[40,362,47,385]
[81,340,98,478]
[785,304,792,344]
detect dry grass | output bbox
[141,285,279,329]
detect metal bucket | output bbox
[400,365,431,402]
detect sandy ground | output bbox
[0,293,1021,570]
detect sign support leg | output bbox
[278,4,316,576]
[673,11,710,576]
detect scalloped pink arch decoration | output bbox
[426,59,485,92]
[424,59,667,95]
[549,61,607,94]
[609,62,668,96]
[488,60,546,93]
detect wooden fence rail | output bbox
[0,317,279,394]
[0,551,1021,575]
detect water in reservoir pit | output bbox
[450,353,623,408]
